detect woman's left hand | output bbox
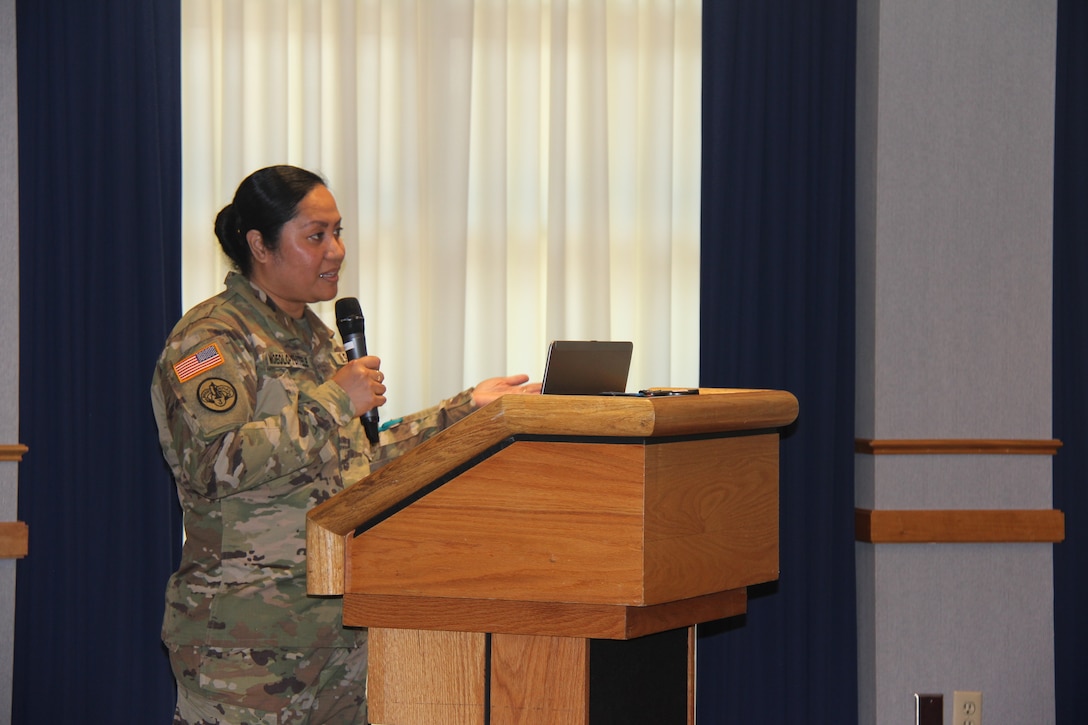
[472,374,542,407]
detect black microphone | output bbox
[335,297,380,444]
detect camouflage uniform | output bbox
[152,272,475,723]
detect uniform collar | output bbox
[224,271,334,349]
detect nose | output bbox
[329,234,346,261]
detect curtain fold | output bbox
[697,2,859,722]
[1053,1,1088,721]
[14,0,182,722]
[182,0,702,420]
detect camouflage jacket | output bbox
[151,272,476,648]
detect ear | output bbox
[246,230,269,264]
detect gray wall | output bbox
[0,0,19,719]
[855,0,1057,723]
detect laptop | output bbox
[540,340,633,395]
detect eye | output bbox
[308,226,343,242]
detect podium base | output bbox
[368,626,695,725]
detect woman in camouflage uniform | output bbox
[152,165,537,724]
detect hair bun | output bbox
[214,203,247,264]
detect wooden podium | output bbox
[307,388,797,724]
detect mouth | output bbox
[319,271,339,282]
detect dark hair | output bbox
[214,165,327,276]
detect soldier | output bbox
[152,165,538,724]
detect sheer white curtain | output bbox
[182,0,701,420]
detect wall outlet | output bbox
[953,690,982,725]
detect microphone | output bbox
[335,297,380,444]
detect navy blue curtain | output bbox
[14,1,182,722]
[697,2,858,723]
[1053,2,1088,723]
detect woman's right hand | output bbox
[332,355,387,417]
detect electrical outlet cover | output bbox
[953,690,982,725]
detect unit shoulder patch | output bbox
[197,377,238,413]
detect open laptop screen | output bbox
[540,340,633,395]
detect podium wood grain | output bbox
[342,435,777,625]
[368,628,487,725]
[307,389,797,725]
[490,634,590,725]
[307,389,797,596]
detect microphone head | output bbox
[335,297,365,334]
[335,296,363,320]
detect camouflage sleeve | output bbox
[368,388,478,470]
[152,328,356,500]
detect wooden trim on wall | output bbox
[0,444,29,462]
[0,522,28,559]
[854,438,1062,455]
[0,446,30,558]
[855,508,1065,544]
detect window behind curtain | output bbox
[181,0,701,419]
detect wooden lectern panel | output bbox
[490,634,590,725]
[343,587,746,640]
[344,434,779,617]
[368,628,488,725]
[307,389,798,597]
[347,440,646,605]
[643,433,779,602]
[368,626,696,725]
[367,630,591,725]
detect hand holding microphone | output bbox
[335,297,382,444]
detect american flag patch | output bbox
[174,343,225,383]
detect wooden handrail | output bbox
[0,522,28,559]
[855,438,1062,455]
[855,508,1065,543]
[0,445,29,558]
[0,444,29,462]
